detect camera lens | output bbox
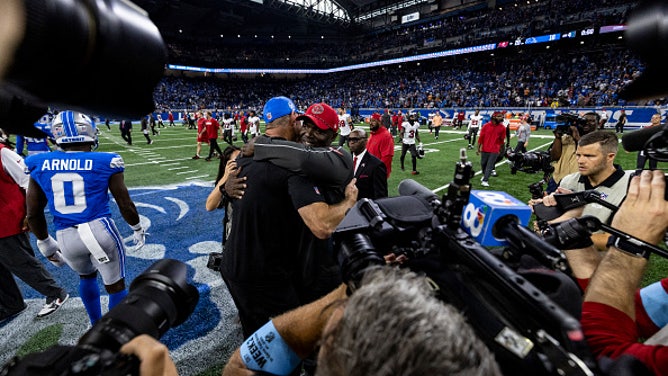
[4,0,167,118]
[77,259,199,353]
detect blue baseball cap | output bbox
[263,96,299,124]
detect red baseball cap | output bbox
[298,103,339,133]
[371,113,382,121]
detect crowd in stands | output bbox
[164,0,637,69]
[154,43,660,114]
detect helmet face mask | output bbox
[52,111,98,148]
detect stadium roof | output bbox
[132,0,441,41]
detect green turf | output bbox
[16,324,63,357]
[13,123,666,286]
[87,124,668,285]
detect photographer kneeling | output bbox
[222,267,501,376]
[535,131,632,252]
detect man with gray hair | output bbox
[223,267,501,376]
[347,128,387,200]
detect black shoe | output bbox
[205,157,212,162]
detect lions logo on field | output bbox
[1,183,243,375]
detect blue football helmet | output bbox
[33,113,55,139]
[52,111,97,146]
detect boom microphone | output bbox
[621,125,665,152]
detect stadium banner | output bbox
[356,107,667,129]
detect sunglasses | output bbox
[347,137,364,143]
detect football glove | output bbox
[36,235,66,267]
[131,223,147,249]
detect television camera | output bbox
[333,148,598,375]
[554,113,587,137]
[333,148,666,374]
[0,259,199,376]
[505,149,554,179]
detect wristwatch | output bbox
[606,235,651,259]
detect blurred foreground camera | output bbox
[1,259,199,376]
[0,0,167,137]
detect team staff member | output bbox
[204,111,223,162]
[399,113,421,175]
[514,114,531,153]
[221,98,356,338]
[432,111,443,140]
[615,109,627,134]
[192,111,208,159]
[366,113,394,178]
[226,102,355,326]
[348,128,388,200]
[0,140,69,321]
[477,111,506,187]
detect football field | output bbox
[2,122,666,375]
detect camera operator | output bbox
[636,113,662,170]
[537,131,632,251]
[222,267,501,376]
[581,170,668,373]
[547,112,599,193]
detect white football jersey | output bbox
[401,121,420,145]
[469,114,483,129]
[338,114,352,136]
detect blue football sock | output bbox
[108,289,128,310]
[79,277,101,325]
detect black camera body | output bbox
[554,114,586,137]
[1,259,199,376]
[333,154,598,375]
[506,149,554,177]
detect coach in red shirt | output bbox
[476,111,506,187]
[367,113,395,178]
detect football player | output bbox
[25,110,146,325]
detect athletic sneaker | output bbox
[481,180,490,187]
[491,170,498,177]
[37,294,69,318]
[192,155,200,160]
[411,171,420,175]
